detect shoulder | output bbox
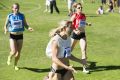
[7,13,13,20]
[71,13,77,19]
[81,13,85,16]
[73,13,85,16]
[53,35,60,41]
[7,13,13,18]
[72,13,77,16]
[18,13,25,19]
[80,13,86,18]
[18,12,25,16]
[52,35,62,44]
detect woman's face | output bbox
[76,5,82,12]
[65,22,73,36]
[12,4,19,14]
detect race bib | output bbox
[64,47,71,58]
[79,20,86,28]
[13,20,22,29]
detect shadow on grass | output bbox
[19,61,97,73]
[20,67,50,73]
[19,63,120,73]
[73,61,97,70]
[90,65,120,72]
[86,13,100,17]
[73,61,120,73]
[74,65,120,72]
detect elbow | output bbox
[52,56,57,62]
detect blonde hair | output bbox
[49,20,72,37]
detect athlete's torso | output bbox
[72,13,86,30]
[46,34,71,58]
[8,13,25,32]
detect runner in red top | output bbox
[70,3,91,74]
[72,12,86,29]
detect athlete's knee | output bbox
[70,78,74,80]
[15,52,20,58]
[10,51,17,55]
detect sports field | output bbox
[0,0,120,80]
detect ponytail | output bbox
[49,20,72,37]
[49,27,61,37]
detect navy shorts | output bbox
[71,32,86,40]
[10,34,23,41]
[51,67,68,77]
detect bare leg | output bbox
[79,38,87,60]
[71,38,78,52]
[7,39,17,65]
[79,38,89,74]
[63,71,74,80]
[52,73,61,80]
[14,40,23,70]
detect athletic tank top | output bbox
[72,13,86,29]
[46,34,71,58]
[7,13,25,32]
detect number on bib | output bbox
[13,20,22,29]
[64,47,71,58]
[79,20,86,28]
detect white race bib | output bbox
[79,20,86,28]
[13,20,22,29]
[64,47,71,58]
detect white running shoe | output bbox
[14,66,19,71]
[83,69,90,74]
[83,67,90,74]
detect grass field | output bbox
[0,0,120,80]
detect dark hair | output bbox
[76,3,82,7]
[76,3,82,11]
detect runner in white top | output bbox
[96,6,104,14]
[45,20,77,80]
[46,34,71,58]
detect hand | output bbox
[28,27,34,31]
[87,23,92,26]
[67,66,77,73]
[74,30,80,35]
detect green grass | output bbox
[0,0,120,80]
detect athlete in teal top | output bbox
[7,12,25,32]
[4,3,33,70]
